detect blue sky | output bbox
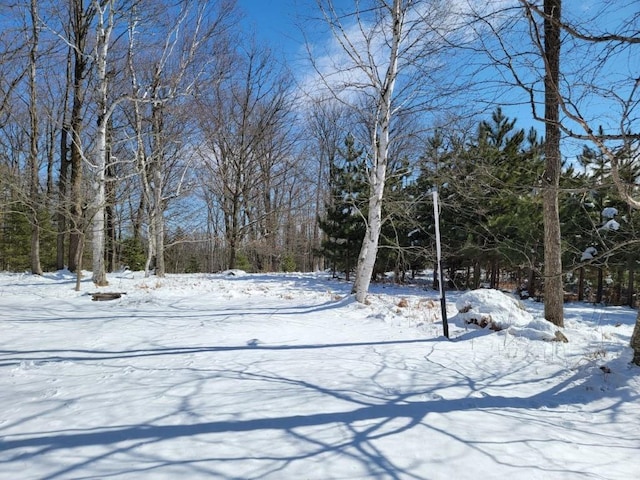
[236,0,637,162]
[239,0,308,58]
[239,1,295,40]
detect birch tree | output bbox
[311,0,466,302]
[90,0,117,286]
[127,0,234,277]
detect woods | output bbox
[0,0,639,356]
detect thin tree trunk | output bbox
[596,267,604,304]
[542,0,564,327]
[28,0,42,276]
[578,266,585,302]
[628,260,635,308]
[57,46,72,271]
[631,312,640,365]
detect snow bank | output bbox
[454,289,560,341]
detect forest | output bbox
[0,0,638,312]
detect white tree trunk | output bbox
[91,146,107,285]
[352,143,387,302]
[90,0,114,287]
[144,217,156,277]
[153,165,165,276]
[351,0,402,303]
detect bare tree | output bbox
[56,42,72,271]
[67,0,95,274]
[539,0,564,327]
[197,43,294,271]
[90,0,118,286]
[304,99,349,271]
[499,2,640,351]
[127,0,235,277]
[310,0,466,302]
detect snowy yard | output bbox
[1,271,639,479]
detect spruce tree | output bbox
[318,135,367,280]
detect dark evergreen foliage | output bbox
[318,135,367,280]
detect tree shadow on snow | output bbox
[1,359,638,480]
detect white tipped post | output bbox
[433,191,449,338]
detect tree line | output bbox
[319,108,640,304]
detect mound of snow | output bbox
[454,289,561,341]
[455,289,532,329]
[507,318,561,342]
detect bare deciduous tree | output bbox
[90,0,117,286]
[311,0,467,302]
[304,99,349,271]
[197,43,294,271]
[539,0,564,327]
[510,1,640,353]
[127,0,235,277]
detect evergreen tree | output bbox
[318,135,367,280]
[414,109,545,291]
[567,145,640,305]
[467,109,544,290]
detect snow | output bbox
[1,270,639,479]
[601,219,621,231]
[602,207,618,219]
[455,288,532,326]
[581,246,598,261]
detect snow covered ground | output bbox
[1,270,638,479]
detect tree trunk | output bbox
[28,0,42,276]
[352,168,386,302]
[68,0,91,273]
[528,264,537,299]
[90,0,114,287]
[153,163,165,276]
[352,0,403,303]
[596,267,604,304]
[541,0,564,327]
[628,260,635,308]
[57,46,72,271]
[631,312,640,366]
[578,266,585,302]
[105,156,116,272]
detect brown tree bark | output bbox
[56,45,72,271]
[28,0,42,275]
[67,0,93,272]
[541,0,564,327]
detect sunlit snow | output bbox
[1,270,638,479]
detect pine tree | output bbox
[318,135,367,280]
[469,109,544,289]
[414,109,545,292]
